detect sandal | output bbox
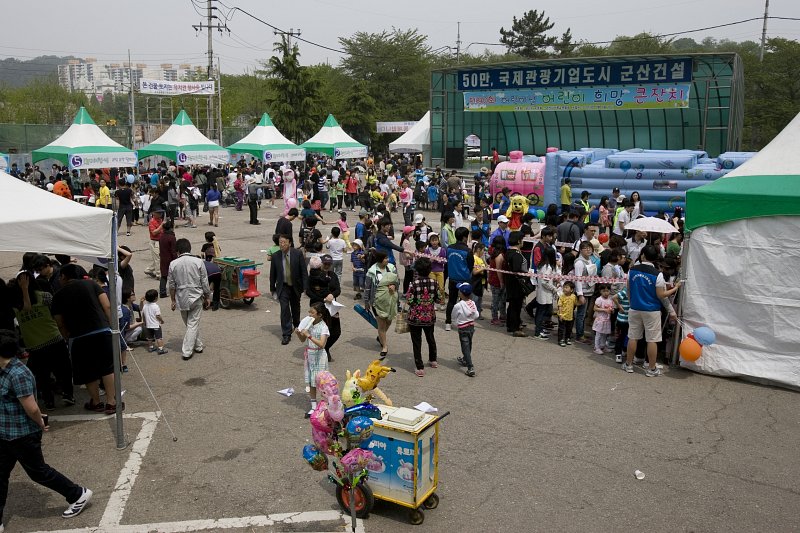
[414,369,425,377]
[84,400,105,412]
[379,351,388,360]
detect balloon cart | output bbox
[301,365,448,531]
[212,256,262,308]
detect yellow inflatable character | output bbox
[505,194,529,231]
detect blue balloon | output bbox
[344,403,382,420]
[346,416,374,446]
[693,326,716,346]
[589,209,600,224]
[126,174,135,184]
[620,160,631,172]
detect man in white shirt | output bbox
[613,201,634,236]
[167,239,211,361]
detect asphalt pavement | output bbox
[1,203,798,533]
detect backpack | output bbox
[302,227,321,252]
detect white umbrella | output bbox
[625,216,678,233]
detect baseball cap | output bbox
[617,194,626,200]
[413,213,424,224]
[480,167,489,174]
[497,215,509,223]
[456,282,473,296]
[403,225,414,234]
[320,254,333,264]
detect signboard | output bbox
[139,79,215,96]
[176,150,230,165]
[333,146,368,159]
[262,148,306,162]
[457,58,692,91]
[464,84,691,112]
[69,152,138,170]
[376,121,418,133]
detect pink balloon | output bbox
[287,197,297,209]
[312,428,335,455]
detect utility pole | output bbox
[128,49,136,149]
[456,22,461,63]
[759,0,770,62]
[217,57,223,145]
[192,0,229,139]
[275,27,302,49]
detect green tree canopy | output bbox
[499,10,567,59]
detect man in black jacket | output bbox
[504,231,529,337]
[274,208,298,247]
[270,235,307,345]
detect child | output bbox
[471,242,487,319]
[204,231,221,259]
[120,288,143,372]
[426,233,447,310]
[295,302,330,418]
[557,281,578,347]
[612,286,630,363]
[452,282,479,377]
[351,239,366,299]
[141,289,168,355]
[592,284,614,355]
[324,226,347,279]
[337,211,352,251]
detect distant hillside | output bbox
[0,56,74,87]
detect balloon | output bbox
[679,337,703,362]
[302,444,328,471]
[309,401,334,433]
[340,448,375,474]
[312,428,336,455]
[598,233,609,244]
[46,183,54,191]
[126,174,135,184]
[286,197,297,209]
[345,416,374,446]
[344,402,382,420]
[315,371,345,421]
[693,326,716,346]
[536,209,545,221]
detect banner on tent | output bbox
[69,152,138,170]
[463,84,691,112]
[334,146,368,159]
[457,58,693,90]
[176,150,230,165]
[139,79,215,96]
[376,121,417,133]
[263,149,306,162]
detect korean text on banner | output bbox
[333,147,368,159]
[139,79,216,96]
[457,58,693,91]
[69,152,139,170]
[376,121,418,134]
[464,84,691,112]
[263,149,306,162]
[176,151,230,165]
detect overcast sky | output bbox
[3,0,799,74]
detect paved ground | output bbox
[2,204,799,533]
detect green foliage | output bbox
[339,80,377,145]
[606,33,674,55]
[0,78,99,124]
[220,72,272,127]
[262,36,320,144]
[499,10,565,59]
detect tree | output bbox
[606,32,673,55]
[339,80,377,145]
[553,29,576,57]
[499,10,561,59]
[339,29,432,121]
[261,36,320,144]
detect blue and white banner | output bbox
[176,150,230,165]
[263,149,306,162]
[334,146,368,159]
[69,152,139,170]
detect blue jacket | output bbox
[375,232,404,265]
[446,242,473,282]
[628,263,662,312]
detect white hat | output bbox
[617,194,626,200]
[414,213,424,224]
[497,215,510,223]
[352,239,364,248]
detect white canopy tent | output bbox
[389,111,430,153]
[0,171,127,445]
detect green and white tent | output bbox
[138,110,229,165]
[226,113,305,162]
[301,114,367,159]
[32,107,138,170]
[683,111,800,389]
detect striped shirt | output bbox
[615,287,630,323]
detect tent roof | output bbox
[300,114,366,156]
[226,113,305,160]
[31,107,135,166]
[685,111,800,231]
[138,110,228,159]
[0,171,113,257]
[389,111,430,153]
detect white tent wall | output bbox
[389,111,430,154]
[682,216,800,389]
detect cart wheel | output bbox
[336,483,374,518]
[526,193,540,206]
[242,297,254,305]
[422,493,439,510]
[409,508,425,525]
[219,288,231,309]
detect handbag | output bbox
[202,203,209,212]
[394,308,410,334]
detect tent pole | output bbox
[109,208,128,450]
[670,231,689,366]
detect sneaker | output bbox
[84,400,105,412]
[182,353,193,361]
[62,396,76,406]
[634,357,646,366]
[444,324,452,331]
[62,488,92,518]
[122,365,129,373]
[565,339,573,345]
[558,340,566,347]
[148,346,157,353]
[429,361,439,368]
[103,402,125,415]
[534,333,549,340]
[465,368,476,377]
[645,366,664,377]
[125,232,131,237]
[614,354,623,363]
[621,362,635,373]
[456,356,467,367]
[414,369,425,377]
[512,330,528,338]
[304,410,313,419]
[157,348,169,355]
[593,348,604,355]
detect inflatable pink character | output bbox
[489,150,546,207]
[282,168,298,215]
